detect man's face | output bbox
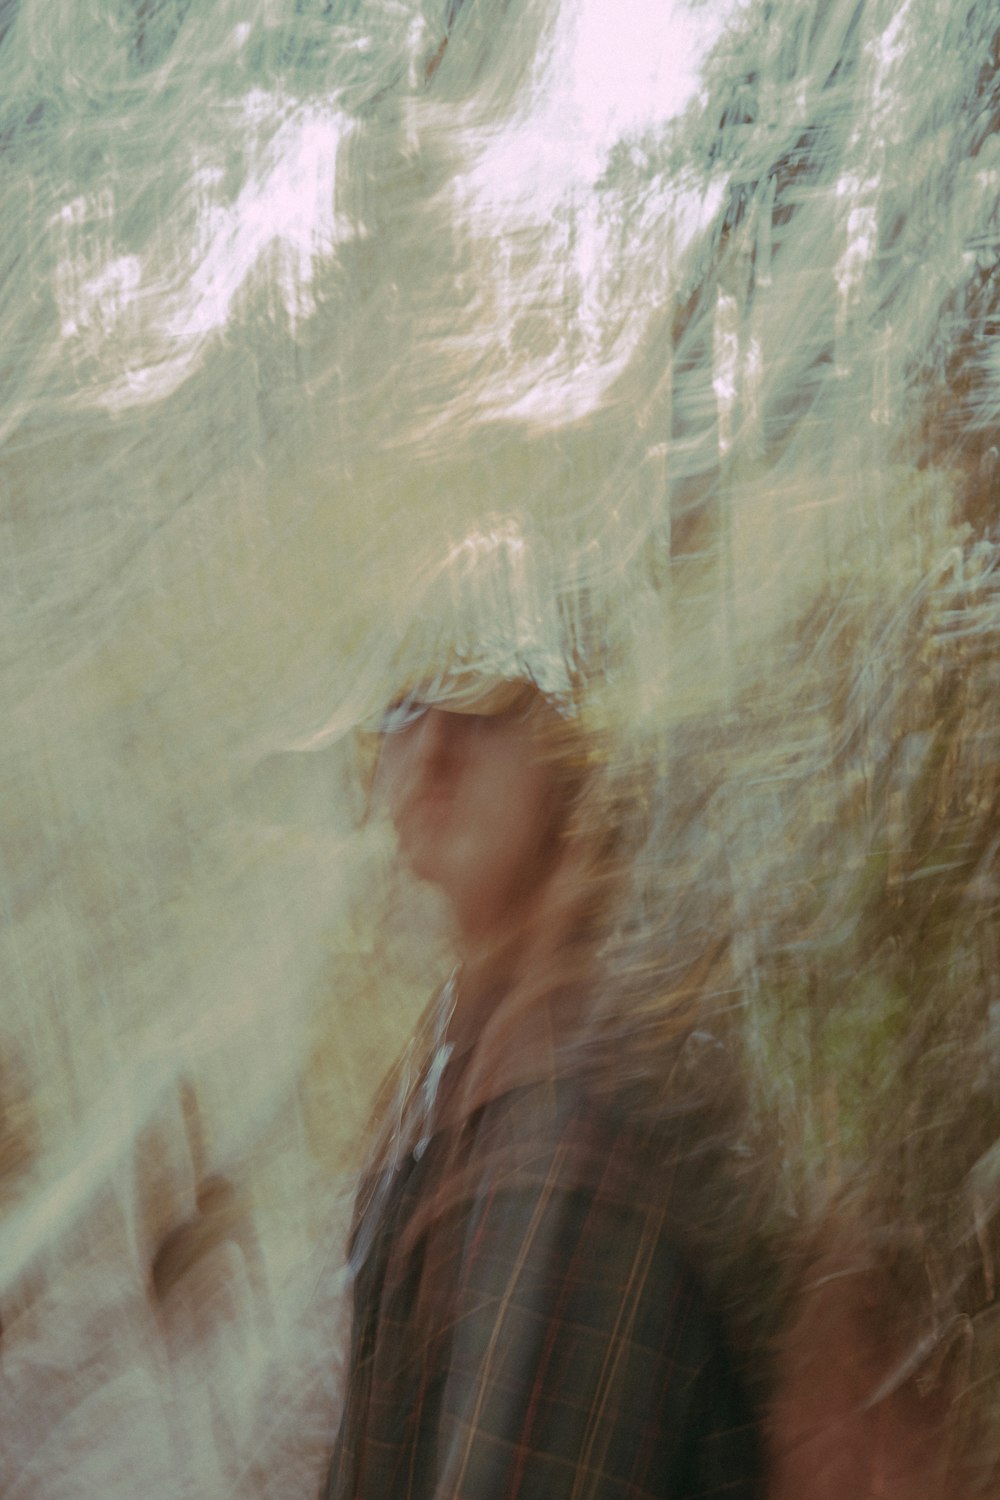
[376,688,560,941]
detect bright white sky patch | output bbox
[167,100,351,342]
[465,0,738,209]
[458,0,737,422]
[570,0,735,146]
[53,93,352,409]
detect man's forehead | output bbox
[393,672,539,717]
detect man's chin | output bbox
[398,838,448,892]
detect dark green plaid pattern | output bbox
[325,1076,761,1499]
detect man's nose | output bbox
[410,707,457,777]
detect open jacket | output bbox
[323,982,761,1500]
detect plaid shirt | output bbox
[324,1062,761,1500]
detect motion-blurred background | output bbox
[1,1,999,1493]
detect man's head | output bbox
[374,674,578,943]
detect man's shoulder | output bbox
[462,1075,660,1206]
